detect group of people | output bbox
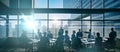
[38,27,117,52]
[20,27,117,52]
[95,28,117,52]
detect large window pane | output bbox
[82,0,90,9]
[49,0,63,8]
[92,21,103,37]
[105,0,120,8]
[34,13,47,19]
[82,14,90,20]
[0,21,6,38]
[9,15,17,19]
[105,21,120,38]
[49,14,70,19]
[9,21,18,37]
[82,21,90,37]
[68,21,81,38]
[92,14,103,20]
[105,12,120,20]
[34,0,47,8]
[92,0,102,8]
[19,0,32,8]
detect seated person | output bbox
[95,32,103,50]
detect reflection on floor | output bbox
[0,47,120,52]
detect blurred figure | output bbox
[64,30,71,48]
[76,29,83,38]
[47,30,53,40]
[71,30,76,49]
[88,29,94,39]
[104,35,116,52]
[20,30,31,51]
[38,32,50,52]
[37,29,42,40]
[109,28,117,40]
[58,27,64,37]
[74,35,83,50]
[55,27,64,52]
[104,28,117,52]
[42,32,50,46]
[71,30,76,42]
[95,32,103,51]
[20,30,29,43]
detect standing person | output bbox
[104,28,117,52]
[58,27,64,37]
[37,29,42,40]
[64,30,71,48]
[88,29,94,39]
[71,30,76,42]
[109,28,117,40]
[71,30,76,49]
[55,27,64,52]
[104,29,116,52]
[76,29,83,38]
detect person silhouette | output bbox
[104,28,117,52]
[88,29,94,39]
[104,35,116,52]
[20,30,29,43]
[38,32,50,52]
[71,30,76,49]
[76,29,83,38]
[74,36,82,50]
[47,30,53,40]
[95,32,103,51]
[20,30,30,51]
[55,27,64,52]
[64,30,71,48]
[37,29,42,40]
[71,30,76,42]
[109,28,117,40]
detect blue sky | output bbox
[34,0,69,28]
[49,0,63,8]
[35,0,63,8]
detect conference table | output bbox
[81,37,108,48]
[81,37,95,48]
